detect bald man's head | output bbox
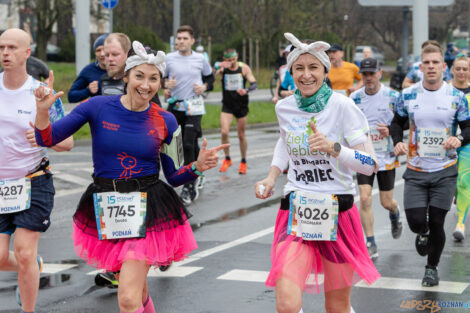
[0,28,31,72]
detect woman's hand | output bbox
[194,139,230,172]
[33,70,63,113]
[307,122,334,155]
[255,177,275,199]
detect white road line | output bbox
[217,270,468,294]
[177,226,275,266]
[56,187,86,198]
[355,277,469,294]
[42,263,78,274]
[86,266,203,278]
[55,173,91,186]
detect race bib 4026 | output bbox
[0,177,31,214]
[287,191,339,241]
[93,191,147,240]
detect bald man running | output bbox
[0,28,73,313]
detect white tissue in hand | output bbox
[258,184,266,195]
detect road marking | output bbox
[355,276,469,294]
[177,226,275,266]
[42,263,78,274]
[86,266,203,278]
[55,173,91,186]
[217,270,468,294]
[147,266,203,277]
[56,187,86,198]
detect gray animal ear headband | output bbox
[124,41,166,74]
[284,32,331,71]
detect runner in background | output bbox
[68,34,108,103]
[327,43,363,96]
[350,58,403,260]
[450,55,470,241]
[216,48,257,174]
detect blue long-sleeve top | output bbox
[35,95,197,187]
[67,62,107,103]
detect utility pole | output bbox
[75,0,90,75]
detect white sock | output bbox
[351,306,356,313]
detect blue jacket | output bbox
[67,62,107,103]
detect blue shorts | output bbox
[0,174,55,234]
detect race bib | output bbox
[184,95,206,116]
[0,178,31,214]
[93,191,147,240]
[370,127,391,153]
[417,127,448,158]
[224,73,244,91]
[287,191,339,241]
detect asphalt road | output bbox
[1,125,469,313]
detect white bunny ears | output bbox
[284,33,331,72]
[124,41,166,74]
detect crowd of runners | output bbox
[0,23,469,313]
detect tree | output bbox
[13,0,74,61]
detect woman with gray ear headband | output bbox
[255,33,380,313]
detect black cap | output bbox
[359,57,380,73]
[328,43,343,52]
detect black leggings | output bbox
[405,206,448,267]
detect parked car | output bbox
[353,45,385,66]
[396,54,420,73]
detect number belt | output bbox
[93,174,159,193]
[281,192,354,212]
[26,158,51,179]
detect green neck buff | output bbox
[294,82,332,113]
[224,51,237,58]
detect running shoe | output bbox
[196,174,205,190]
[422,266,439,287]
[189,184,199,202]
[366,241,378,260]
[415,233,430,256]
[94,272,119,288]
[159,263,172,272]
[238,162,247,175]
[180,185,192,205]
[16,255,43,306]
[219,159,233,172]
[390,208,403,239]
[453,223,465,241]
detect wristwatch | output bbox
[457,134,464,144]
[333,142,341,157]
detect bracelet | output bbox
[191,162,203,176]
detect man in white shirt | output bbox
[0,28,73,312]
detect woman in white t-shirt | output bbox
[255,33,380,313]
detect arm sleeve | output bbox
[390,112,408,145]
[68,74,91,103]
[459,120,470,146]
[160,113,198,187]
[342,99,369,147]
[35,98,94,147]
[202,73,215,92]
[271,137,289,171]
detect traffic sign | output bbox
[358,0,453,6]
[101,0,118,9]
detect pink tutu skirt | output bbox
[266,203,380,294]
[71,180,197,272]
[72,220,197,272]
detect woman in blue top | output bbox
[34,41,228,313]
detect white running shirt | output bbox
[396,81,470,172]
[350,84,399,171]
[274,92,369,196]
[0,73,65,179]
